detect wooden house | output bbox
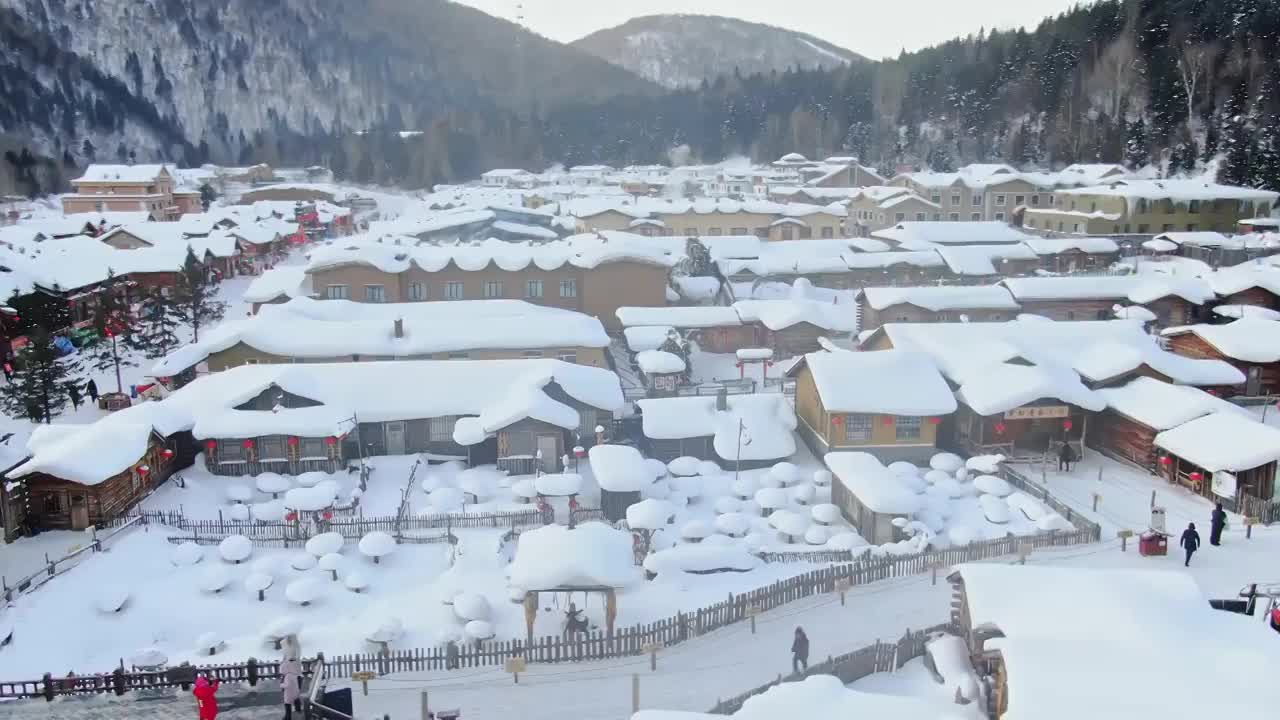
[1001,275,1213,326]
[1209,261,1280,312]
[636,393,797,469]
[587,444,650,523]
[1091,377,1247,471]
[733,299,857,355]
[1154,412,1280,504]
[788,349,956,464]
[825,452,919,544]
[1162,318,1280,396]
[1021,237,1120,273]
[617,306,755,354]
[856,286,1020,332]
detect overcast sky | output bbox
[452,0,1086,60]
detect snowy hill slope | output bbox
[572,14,866,89]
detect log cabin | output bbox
[1000,275,1213,326]
[636,392,797,469]
[1161,318,1280,396]
[856,285,1020,332]
[1153,411,1280,504]
[1021,236,1121,273]
[1091,377,1249,472]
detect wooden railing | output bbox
[2,513,148,604]
[0,657,315,701]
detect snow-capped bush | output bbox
[285,578,322,606]
[195,632,224,656]
[95,586,130,613]
[464,620,495,641]
[713,512,750,538]
[245,573,273,599]
[171,542,204,567]
[358,531,396,563]
[226,485,253,504]
[452,592,491,622]
[366,617,404,645]
[228,504,250,521]
[200,566,232,593]
[769,462,800,485]
[255,473,291,497]
[344,572,369,593]
[290,553,317,571]
[929,453,964,473]
[667,456,700,477]
[305,532,344,557]
[295,471,327,488]
[811,503,841,525]
[626,498,674,531]
[218,535,252,563]
[680,520,712,541]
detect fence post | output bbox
[112,667,125,696]
[247,657,259,686]
[632,673,640,713]
[42,672,54,702]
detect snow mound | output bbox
[171,542,204,567]
[511,477,538,499]
[318,553,344,572]
[229,504,250,521]
[219,535,253,563]
[804,526,831,545]
[697,460,722,477]
[714,512,751,537]
[680,520,712,540]
[667,456,700,476]
[194,632,223,655]
[768,509,810,538]
[366,617,404,644]
[966,454,1005,473]
[627,498,674,530]
[290,552,317,571]
[974,474,1013,497]
[419,473,445,493]
[713,496,741,514]
[200,566,232,593]
[358,531,396,560]
[827,531,869,551]
[456,469,499,500]
[770,462,800,485]
[948,525,978,545]
[255,473,291,495]
[95,586,130,613]
[428,486,466,511]
[453,592,492,622]
[262,616,302,641]
[130,647,167,668]
[929,452,964,473]
[811,503,842,525]
[295,471,328,488]
[754,487,789,510]
[927,634,981,702]
[306,532,344,557]
[284,485,334,512]
[980,494,1011,524]
[252,499,286,521]
[1037,513,1074,531]
[589,445,652,492]
[509,522,638,589]
[465,619,495,641]
[672,475,703,499]
[344,572,370,592]
[534,473,582,497]
[812,470,832,486]
[644,458,669,479]
[644,544,757,575]
[887,461,920,478]
[1006,491,1050,521]
[285,578,323,605]
[790,483,815,504]
[245,573,273,593]
[226,485,252,503]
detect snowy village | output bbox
[0,152,1276,720]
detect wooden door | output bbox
[385,422,407,455]
[70,494,89,530]
[536,435,559,473]
[1247,367,1262,396]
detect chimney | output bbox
[393,318,404,339]
[716,388,728,412]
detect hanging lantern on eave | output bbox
[1062,419,1074,431]
[161,448,174,460]
[1189,471,1204,482]
[325,436,338,446]
[287,436,300,447]
[205,439,217,452]
[994,422,1007,435]
[242,439,255,449]
[1158,456,1172,466]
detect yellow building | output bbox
[1024,179,1278,236]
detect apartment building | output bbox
[63,164,202,220]
[1024,180,1278,236]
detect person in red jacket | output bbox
[193,674,220,720]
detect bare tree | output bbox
[1177,43,1216,132]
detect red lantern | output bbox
[994,422,1007,435]
[136,465,150,476]
[929,417,942,425]
[573,446,586,459]
[322,510,333,520]
[1189,472,1204,482]
[287,436,299,447]
[285,511,298,522]
[161,448,174,460]
[1062,419,1073,431]
[205,440,217,451]
[830,415,844,425]
[1158,456,1172,466]
[881,416,895,426]
[325,436,338,446]
[242,439,254,449]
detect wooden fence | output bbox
[1001,465,1103,540]
[0,657,315,701]
[707,623,954,714]
[1,513,148,604]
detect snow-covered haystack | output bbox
[672,475,703,501]
[979,495,1011,524]
[680,520,712,542]
[732,478,756,500]
[344,572,369,593]
[226,485,253,504]
[419,473,445,493]
[534,473,582,497]
[929,453,964,473]
[306,532,344,557]
[626,499,674,530]
[667,456,700,477]
[228,504,251,521]
[509,523,639,589]
[644,544,757,576]
[290,552,317,571]
[965,454,1005,474]
[255,473,291,498]
[129,647,167,668]
[768,509,810,542]
[284,486,334,512]
[812,470,832,487]
[358,531,396,564]
[252,499,286,522]
[171,542,204,567]
[365,617,404,647]
[194,632,224,656]
[95,586,130,613]
[456,468,501,502]
[451,593,491,625]
[811,503,841,526]
[318,553,344,580]
[285,578,323,606]
[769,462,800,486]
[245,572,273,600]
[974,475,1013,497]
[739,499,762,516]
[428,487,466,512]
[465,619,495,642]
[827,531,869,552]
[296,471,328,488]
[511,478,538,502]
[713,512,750,538]
[713,496,741,514]
[200,566,232,593]
[219,535,253,564]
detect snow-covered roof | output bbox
[872,222,1035,247]
[243,266,310,304]
[1210,260,1280,297]
[957,564,1279,720]
[1000,275,1213,305]
[733,298,856,332]
[150,297,609,376]
[508,522,639,589]
[1057,178,1279,203]
[1161,318,1280,363]
[11,360,623,484]
[858,285,1019,312]
[635,350,686,375]
[1153,231,1231,248]
[623,326,675,352]
[588,445,651,493]
[637,394,798,462]
[1097,377,1248,431]
[824,452,922,515]
[615,306,742,329]
[797,349,956,416]
[73,164,170,184]
[933,244,1039,276]
[1154,411,1280,471]
[1021,237,1120,255]
[954,361,1104,415]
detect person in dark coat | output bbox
[1180,522,1201,567]
[1057,441,1076,472]
[86,378,99,404]
[445,640,460,670]
[1210,503,1227,546]
[791,626,809,674]
[66,383,81,410]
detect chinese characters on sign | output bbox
[1003,405,1069,420]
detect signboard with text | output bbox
[1004,406,1069,420]
[1211,471,1237,499]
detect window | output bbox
[1014,195,1025,206]
[1027,219,1036,229]
[932,213,942,221]
[949,213,960,222]
[364,284,386,303]
[258,436,286,460]
[408,282,426,301]
[754,227,769,238]
[325,284,349,300]
[1162,224,1174,232]
[1135,198,1149,214]
[844,415,873,442]
[971,213,981,221]
[1096,309,1110,320]
[780,226,794,240]
[1186,224,1198,232]
[557,352,578,363]
[525,280,543,298]
[1090,202,1097,213]
[821,226,835,239]
[995,212,1005,222]
[930,194,942,205]
[707,227,723,236]
[300,438,327,458]
[42,493,66,515]
[1124,224,1131,234]
[429,416,455,442]
[1030,195,1040,207]
[447,352,469,360]
[218,440,245,462]
[895,416,922,441]
[1189,200,1201,214]
[995,194,1006,206]
[731,227,748,235]
[951,193,961,206]
[684,228,697,236]
[1057,222,1064,231]
[1138,224,1149,234]
[521,350,543,358]
[915,213,926,222]
[895,213,906,223]
[798,227,813,239]
[1072,223,1080,233]
[560,279,577,298]
[971,194,983,207]
[445,281,465,300]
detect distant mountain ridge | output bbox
[572,14,865,89]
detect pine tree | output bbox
[134,289,183,359]
[83,271,142,394]
[681,237,714,277]
[1,327,82,424]
[167,248,226,343]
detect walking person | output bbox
[86,378,99,405]
[1180,522,1201,567]
[193,674,220,720]
[280,656,302,719]
[1057,441,1076,472]
[66,382,81,410]
[791,626,809,675]
[1210,503,1227,546]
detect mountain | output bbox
[0,0,655,194]
[572,15,864,90]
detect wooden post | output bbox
[420,690,430,720]
[1091,492,1100,513]
[632,673,640,713]
[1016,542,1033,565]
[504,656,526,684]
[1150,490,1156,509]
[643,643,662,671]
[606,588,617,637]
[1117,529,1133,552]
[835,578,851,605]
[746,605,759,634]
[1246,517,1258,539]
[523,591,538,647]
[931,564,938,586]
